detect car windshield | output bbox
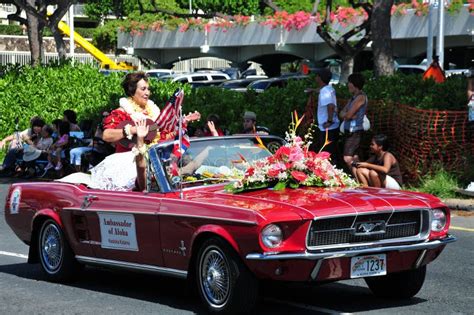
[248,80,271,90]
[152,137,282,189]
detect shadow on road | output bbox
[0,261,427,314]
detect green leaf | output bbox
[273,181,287,191]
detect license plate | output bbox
[350,254,387,278]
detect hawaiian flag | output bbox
[172,130,190,158]
[156,88,184,132]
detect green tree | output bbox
[4,0,74,65]
[176,0,260,15]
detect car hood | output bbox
[190,186,442,222]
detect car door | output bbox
[75,189,164,266]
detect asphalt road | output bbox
[0,180,473,314]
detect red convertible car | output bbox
[5,135,456,313]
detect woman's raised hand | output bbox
[136,119,149,139]
[207,121,218,137]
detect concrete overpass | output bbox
[118,7,473,75]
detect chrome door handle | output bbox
[81,195,98,210]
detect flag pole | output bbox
[178,95,184,199]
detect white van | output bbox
[159,72,230,83]
[146,69,175,78]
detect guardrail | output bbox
[0,50,140,68]
[0,50,233,72]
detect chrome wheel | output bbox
[40,222,63,274]
[199,247,231,308]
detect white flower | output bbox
[277,172,288,180]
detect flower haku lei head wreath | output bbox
[226,111,357,193]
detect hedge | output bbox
[0,63,469,142]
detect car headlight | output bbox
[261,224,283,248]
[431,209,447,232]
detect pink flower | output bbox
[274,146,291,161]
[291,171,307,183]
[289,146,304,162]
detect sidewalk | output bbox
[442,198,474,211]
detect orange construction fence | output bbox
[304,96,474,182]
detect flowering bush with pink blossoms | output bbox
[225,113,357,193]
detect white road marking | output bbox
[0,251,28,259]
[265,297,351,314]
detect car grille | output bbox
[307,210,426,248]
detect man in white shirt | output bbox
[315,68,340,163]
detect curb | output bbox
[442,198,474,211]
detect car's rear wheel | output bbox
[365,265,426,298]
[196,237,258,314]
[38,219,81,282]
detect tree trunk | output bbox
[52,25,67,61]
[371,0,394,77]
[26,0,42,66]
[340,55,354,84]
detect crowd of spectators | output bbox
[0,109,114,178]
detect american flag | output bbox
[155,88,184,132]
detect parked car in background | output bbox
[219,78,263,92]
[248,75,308,93]
[189,80,228,89]
[159,72,230,83]
[445,68,470,77]
[395,64,427,75]
[4,135,456,313]
[145,69,175,78]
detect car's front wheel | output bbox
[196,237,258,314]
[365,265,426,298]
[38,219,81,282]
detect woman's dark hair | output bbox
[52,118,62,130]
[63,109,78,124]
[373,134,390,151]
[348,73,365,90]
[122,72,148,97]
[30,117,45,129]
[58,120,70,136]
[207,114,220,126]
[42,125,54,136]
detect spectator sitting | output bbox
[43,121,70,174]
[69,126,107,172]
[0,116,45,176]
[203,114,224,136]
[22,124,54,177]
[353,134,402,189]
[63,109,81,132]
[51,118,63,140]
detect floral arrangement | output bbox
[225,112,357,193]
[121,2,472,36]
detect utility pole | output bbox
[436,0,445,69]
[426,0,435,65]
[187,0,192,72]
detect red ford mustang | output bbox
[5,135,456,313]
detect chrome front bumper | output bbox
[246,235,457,261]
